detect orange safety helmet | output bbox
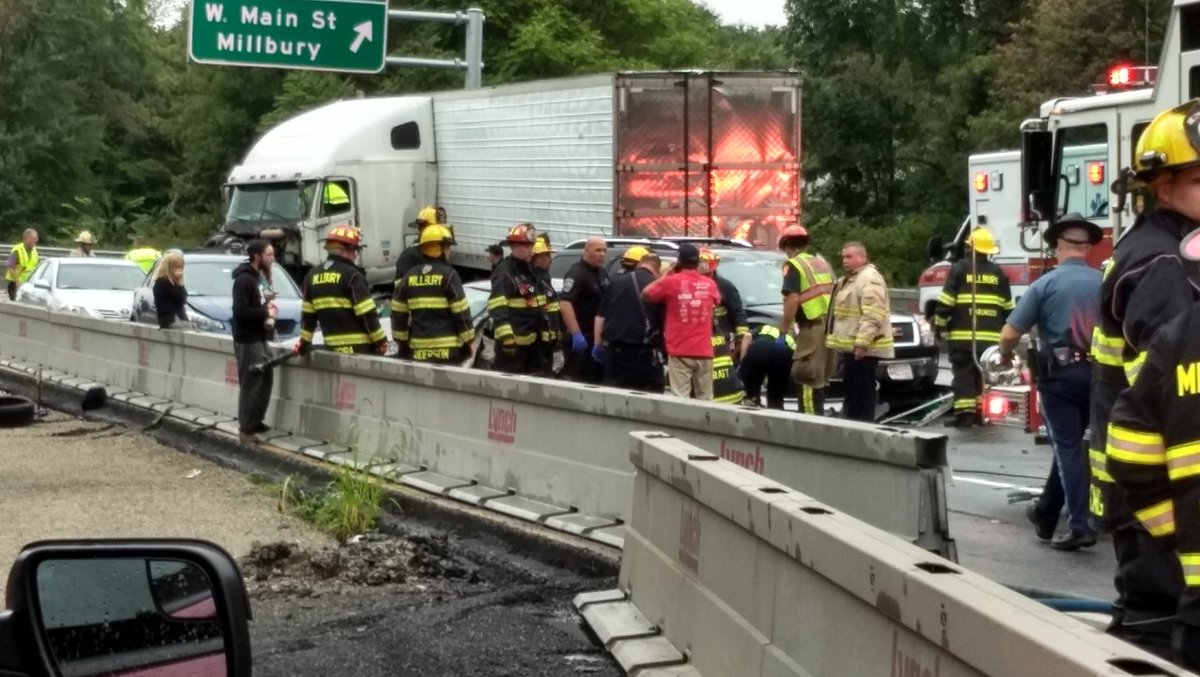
[325,226,364,249]
[698,247,719,272]
[504,223,538,245]
[777,224,810,249]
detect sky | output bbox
[159,0,789,30]
[699,0,787,27]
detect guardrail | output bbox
[0,244,126,260]
[574,432,1188,677]
[0,302,953,557]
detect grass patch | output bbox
[275,460,384,541]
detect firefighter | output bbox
[489,223,548,375]
[295,226,388,356]
[594,246,664,392]
[395,205,445,282]
[1104,226,1200,671]
[531,235,563,374]
[391,225,474,365]
[738,326,794,410]
[933,227,1014,427]
[777,225,835,416]
[700,248,748,404]
[1093,99,1200,656]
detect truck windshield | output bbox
[227,184,307,223]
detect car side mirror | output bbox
[32,279,51,291]
[925,236,944,263]
[0,540,252,677]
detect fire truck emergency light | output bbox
[1108,65,1133,87]
[1087,162,1105,185]
[974,172,988,192]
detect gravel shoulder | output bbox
[0,409,331,564]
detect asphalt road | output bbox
[0,398,622,677]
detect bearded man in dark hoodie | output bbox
[231,239,278,444]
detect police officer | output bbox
[561,236,609,383]
[934,227,1014,427]
[531,235,563,374]
[391,225,474,364]
[1092,100,1200,656]
[700,248,748,404]
[999,215,1102,550]
[1105,225,1200,672]
[489,223,549,375]
[738,326,794,410]
[395,205,445,282]
[593,246,664,392]
[295,226,388,356]
[778,225,835,415]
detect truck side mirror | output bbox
[1021,129,1056,224]
[926,236,944,263]
[0,540,253,677]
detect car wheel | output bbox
[0,395,36,427]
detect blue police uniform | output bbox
[1007,258,1102,543]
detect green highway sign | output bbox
[188,0,389,74]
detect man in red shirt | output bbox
[642,243,721,399]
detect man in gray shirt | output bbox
[999,214,1103,551]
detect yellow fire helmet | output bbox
[532,239,554,256]
[416,205,441,226]
[622,245,650,263]
[419,224,455,247]
[1135,99,1200,180]
[966,227,999,255]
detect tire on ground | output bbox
[0,395,36,427]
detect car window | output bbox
[463,284,490,319]
[715,255,787,307]
[548,253,580,279]
[180,261,300,299]
[57,264,146,291]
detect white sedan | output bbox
[16,258,145,320]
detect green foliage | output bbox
[276,462,384,542]
[0,0,1179,285]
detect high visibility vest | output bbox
[5,244,38,283]
[126,248,162,274]
[755,325,796,350]
[324,182,350,206]
[787,253,834,321]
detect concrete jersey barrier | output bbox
[0,302,954,557]
[573,431,1191,677]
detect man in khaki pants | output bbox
[777,225,836,415]
[642,244,721,399]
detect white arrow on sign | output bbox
[350,21,374,54]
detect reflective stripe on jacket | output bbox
[933,255,1013,347]
[300,255,386,353]
[826,264,894,358]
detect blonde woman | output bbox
[152,251,191,329]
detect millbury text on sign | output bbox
[188,0,389,74]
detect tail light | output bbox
[985,394,1010,418]
[919,265,950,287]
